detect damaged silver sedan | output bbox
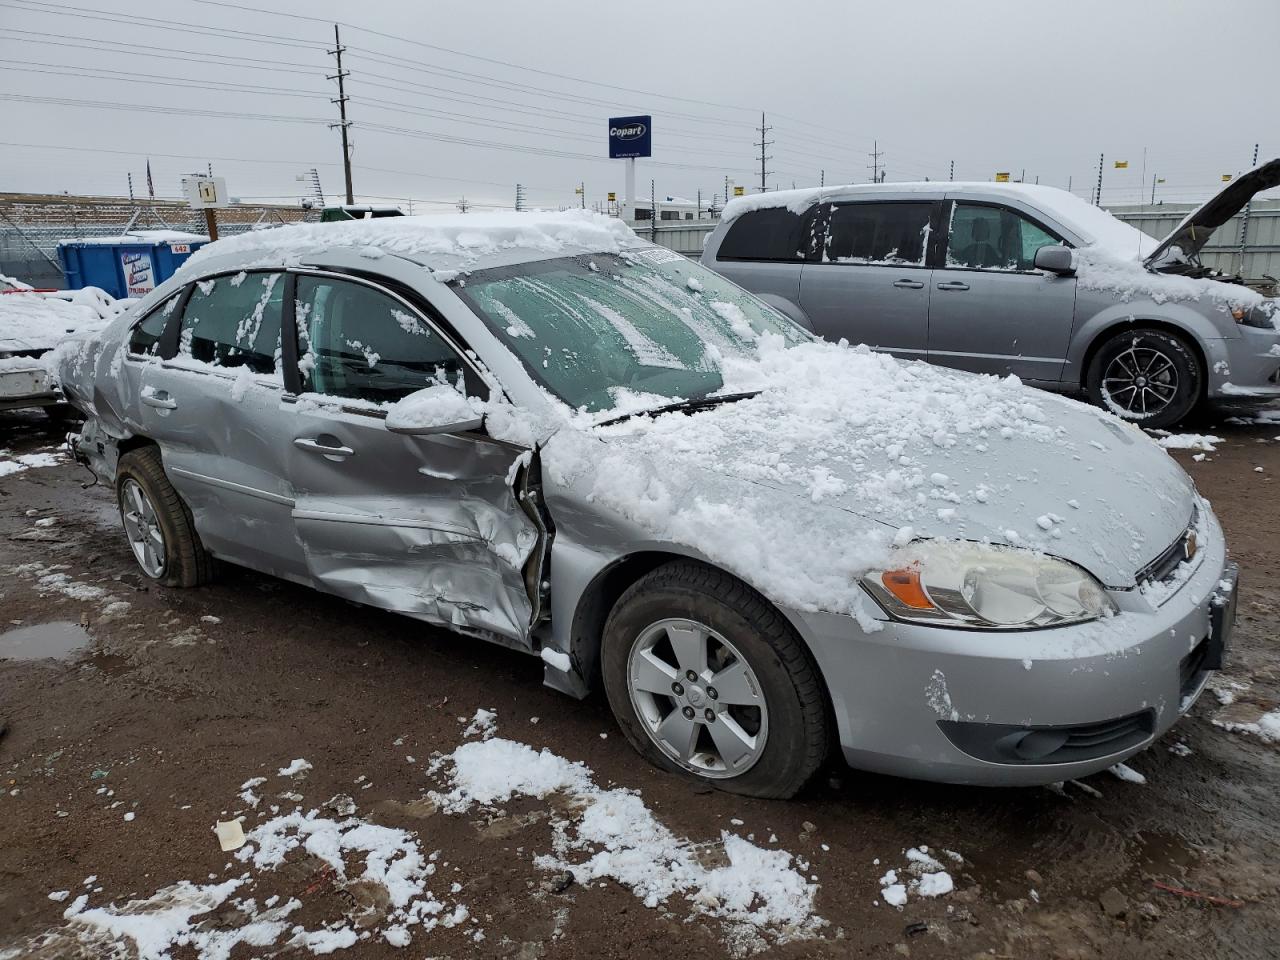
[58,212,1236,798]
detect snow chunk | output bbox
[1108,762,1147,784]
[1156,433,1222,452]
[461,708,498,741]
[277,758,312,777]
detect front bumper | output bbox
[1204,327,1280,406]
[788,507,1232,786]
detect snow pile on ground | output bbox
[876,846,960,908]
[1214,708,1280,743]
[1155,433,1223,452]
[177,210,645,280]
[0,448,67,478]
[13,772,473,958]
[429,731,824,953]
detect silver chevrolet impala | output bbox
[57,212,1237,798]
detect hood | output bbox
[547,341,1197,620]
[1145,157,1280,269]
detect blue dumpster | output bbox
[57,230,209,300]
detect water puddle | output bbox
[0,620,92,661]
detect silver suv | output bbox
[702,161,1280,428]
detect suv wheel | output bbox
[1086,328,1201,429]
[601,561,829,799]
[116,447,213,587]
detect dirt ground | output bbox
[1,408,1278,960]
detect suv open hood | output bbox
[1145,158,1280,270]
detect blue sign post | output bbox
[608,116,652,159]
[609,115,651,222]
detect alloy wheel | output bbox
[1101,345,1180,417]
[625,618,768,778]
[120,478,167,578]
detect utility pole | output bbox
[328,24,354,205]
[724,174,730,207]
[127,172,134,201]
[755,113,773,193]
[949,160,954,181]
[696,188,701,219]
[1094,153,1104,207]
[1239,142,1260,276]
[577,181,586,209]
[820,169,824,187]
[867,140,884,183]
[515,183,526,212]
[457,196,470,213]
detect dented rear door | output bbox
[285,272,538,644]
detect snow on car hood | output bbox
[1145,157,1280,269]
[0,290,111,354]
[544,338,1195,621]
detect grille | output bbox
[1180,638,1211,697]
[1136,507,1200,587]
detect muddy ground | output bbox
[1,409,1278,960]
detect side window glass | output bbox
[176,272,284,375]
[128,291,182,356]
[823,203,932,265]
[947,204,1062,271]
[717,208,804,262]
[294,276,480,404]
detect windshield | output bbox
[452,248,808,412]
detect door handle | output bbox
[141,390,177,410]
[892,279,924,289]
[936,281,970,291]
[294,437,355,459]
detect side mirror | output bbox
[384,384,484,436]
[1034,245,1075,275]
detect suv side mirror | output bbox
[384,384,484,436]
[1034,245,1075,275]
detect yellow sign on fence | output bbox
[1222,174,1234,182]
[994,172,1010,182]
[607,192,616,201]
[733,186,746,196]
[1114,160,1129,169]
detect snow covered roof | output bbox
[178,210,646,278]
[721,182,1158,258]
[62,230,210,246]
[0,289,118,353]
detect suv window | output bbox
[716,208,804,262]
[946,203,1061,271]
[295,275,481,404]
[176,272,284,374]
[128,291,182,356]
[823,202,933,265]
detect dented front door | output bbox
[285,272,538,644]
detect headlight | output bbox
[861,542,1116,630]
[1231,302,1276,329]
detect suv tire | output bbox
[1086,328,1201,429]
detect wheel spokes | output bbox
[707,714,757,769]
[665,622,708,678]
[708,659,759,707]
[631,648,678,696]
[654,709,700,761]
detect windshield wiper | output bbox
[598,391,760,427]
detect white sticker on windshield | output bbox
[635,247,684,265]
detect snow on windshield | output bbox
[454,253,806,412]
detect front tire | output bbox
[116,446,213,588]
[601,561,829,799]
[1085,328,1201,429]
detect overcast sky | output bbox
[3,0,1277,212]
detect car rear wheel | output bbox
[1086,328,1201,429]
[601,560,829,799]
[116,447,213,588]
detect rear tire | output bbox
[115,446,213,588]
[601,560,829,799]
[1085,328,1201,430]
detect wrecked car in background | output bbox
[57,211,1236,798]
[1,275,128,417]
[703,159,1280,429]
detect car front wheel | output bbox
[601,561,829,799]
[116,446,213,588]
[1086,328,1201,429]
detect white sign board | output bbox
[121,250,156,297]
[182,176,229,209]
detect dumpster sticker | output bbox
[170,243,191,254]
[121,251,156,297]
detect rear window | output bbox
[823,202,933,265]
[175,272,284,375]
[716,208,805,262]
